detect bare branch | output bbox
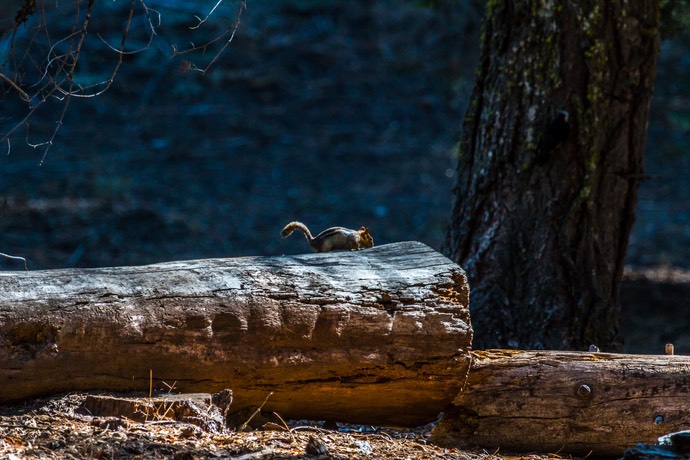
[0,71,30,102]
[97,0,156,57]
[34,0,94,163]
[78,0,137,99]
[174,0,246,74]
[140,0,161,35]
[190,0,224,30]
[200,0,246,74]
[1,0,245,157]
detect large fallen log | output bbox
[0,241,472,426]
[432,349,690,456]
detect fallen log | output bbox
[432,349,690,457]
[0,241,472,426]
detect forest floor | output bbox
[0,393,533,460]
[1,0,689,458]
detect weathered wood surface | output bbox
[432,349,690,456]
[0,241,472,426]
[79,393,226,426]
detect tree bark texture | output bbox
[432,349,690,457]
[0,242,472,427]
[444,1,660,350]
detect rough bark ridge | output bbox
[444,0,659,350]
[0,242,472,427]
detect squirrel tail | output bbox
[280,221,313,242]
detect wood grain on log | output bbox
[432,349,690,456]
[0,242,471,426]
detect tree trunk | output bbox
[432,349,690,457]
[0,241,472,427]
[444,1,659,350]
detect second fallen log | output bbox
[432,349,690,456]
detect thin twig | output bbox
[40,0,95,164]
[38,31,82,88]
[0,71,30,101]
[190,0,224,30]
[140,0,161,35]
[239,391,273,432]
[149,369,153,400]
[96,0,153,58]
[200,1,246,74]
[173,0,246,74]
[81,0,137,99]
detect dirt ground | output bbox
[4,393,582,460]
[1,1,690,458]
[0,393,544,459]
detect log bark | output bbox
[0,241,472,427]
[432,349,690,457]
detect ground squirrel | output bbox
[280,221,374,253]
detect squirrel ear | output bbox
[360,226,368,231]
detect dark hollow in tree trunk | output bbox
[432,349,690,457]
[444,0,660,350]
[0,242,472,427]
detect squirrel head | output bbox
[357,226,375,248]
